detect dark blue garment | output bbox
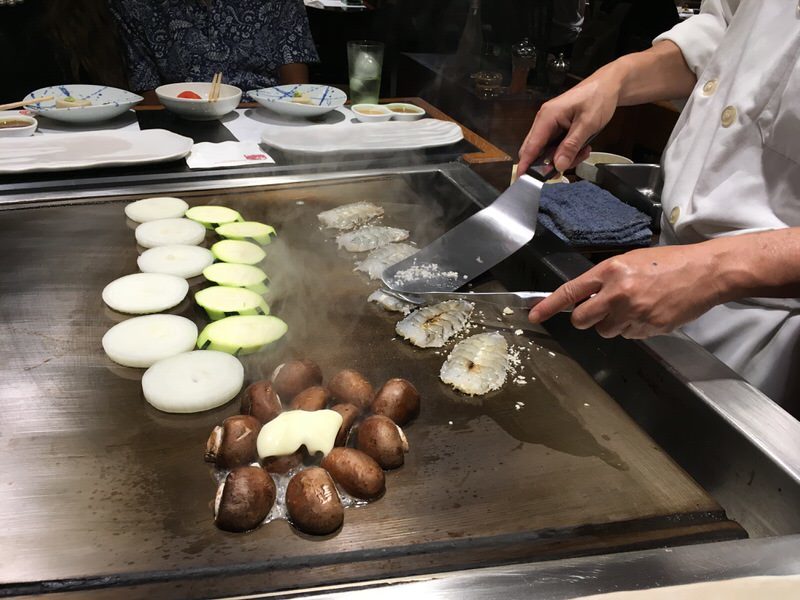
[108,0,319,92]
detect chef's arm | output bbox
[528,228,800,340]
[518,41,696,174]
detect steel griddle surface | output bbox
[0,171,742,597]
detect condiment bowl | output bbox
[0,113,37,137]
[156,82,242,121]
[23,84,143,124]
[351,104,392,123]
[576,152,633,183]
[248,84,347,118]
[385,103,425,121]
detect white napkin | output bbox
[186,141,275,169]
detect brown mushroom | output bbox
[204,415,262,468]
[240,380,282,424]
[290,385,331,411]
[328,369,374,409]
[356,415,409,469]
[330,402,360,447]
[371,378,420,426]
[271,359,323,401]
[285,467,343,535]
[321,448,385,500]
[261,450,303,474]
[214,466,276,532]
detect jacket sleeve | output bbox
[653,0,739,76]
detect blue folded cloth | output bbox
[539,181,652,247]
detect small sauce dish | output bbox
[0,114,37,137]
[352,104,392,122]
[385,103,425,121]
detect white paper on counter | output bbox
[186,141,275,169]
[220,106,354,143]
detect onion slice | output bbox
[137,245,214,278]
[142,350,244,413]
[125,197,188,223]
[102,314,198,368]
[135,218,206,248]
[102,273,189,314]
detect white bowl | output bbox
[248,84,347,118]
[0,113,37,137]
[24,84,143,124]
[576,151,634,183]
[156,82,242,121]
[351,104,392,123]
[385,103,426,121]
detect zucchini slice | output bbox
[211,239,266,265]
[197,315,288,355]
[135,218,206,248]
[195,285,270,320]
[185,206,242,230]
[137,245,214,279]
[125,197,188,223]
[202,263,269,294]
[215,221,276,245]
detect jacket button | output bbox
[702,79,718,96]
[669,206,681,225]
[721,105,737,127]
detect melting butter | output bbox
[256,410,343,458]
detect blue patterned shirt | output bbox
[109,0,319,92]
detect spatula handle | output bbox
[526,132,598,182]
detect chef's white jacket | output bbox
[654,0,800,409]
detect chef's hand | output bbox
[517,75,618,175]
[528,244,726,339]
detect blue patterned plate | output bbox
[23,85,143,124]
[248,84,347,118]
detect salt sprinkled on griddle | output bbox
[391,262,460,286]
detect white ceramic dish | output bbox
[0,113,37,137]
[248,84,347,118]
[261,118,463,153]
[351,104,392,122]
[576,151,634,183]
[0,129,193,174]
[24,84,143,124]
[385,103,426,121]
[156,82,242,121]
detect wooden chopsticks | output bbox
[209,73,223,102]
[0,95,55,111]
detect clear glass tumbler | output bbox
[347,41,384,105]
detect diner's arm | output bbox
[529,228,800,339]
[278,63,310,84]
[517,41,696,174]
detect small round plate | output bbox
[248,84,347,118]
[24,84,143,124]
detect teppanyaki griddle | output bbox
[0,168,744,598]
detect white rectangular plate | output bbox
[260,118,463,153]
[0,129,193,173]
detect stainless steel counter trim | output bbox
[230,534,800,600]
[644,333,800,486]
[0,162,496,207]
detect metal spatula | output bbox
[380,143,564,294]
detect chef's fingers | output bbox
[529,276,602,324]
[518,112,563,176]
[554,119,596,173]
[593,314,631,339]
